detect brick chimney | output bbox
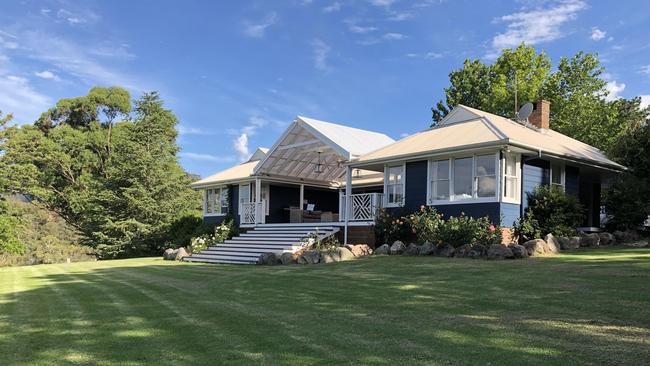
[529,100,550,130]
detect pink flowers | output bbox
[489,224,496,233]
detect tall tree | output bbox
[1,89,201,258]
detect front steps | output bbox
[184,224,340,264]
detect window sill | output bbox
[204,213,227,217]
[427,197,499,206]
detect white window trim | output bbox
[550,161,566,191]
[502,152,521,204]
[384,163,406,207]
[204,186,229,217]
[426,152,500,205]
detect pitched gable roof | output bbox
[355,105,624,171]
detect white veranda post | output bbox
[344,165,352,244]
[255,178,261,224]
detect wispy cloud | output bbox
[489,0,587,57]
[179,152,236,163]
[368,0,398,7]
[0,75,51,123]
[605,80,625,101]
[34,70,60,80]
[178,125,212,135]
[323,2,342,13]
[406,51,443,60]
[55,8,100,26]
[348,24,378,34]
[383,32,406,41]
[640,65,650,78]
[311,38,331,71]
[0,30,19,49]
[387,11,413,21]
[243,12,278,38]
[590,27,606,41]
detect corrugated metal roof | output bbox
[190,160,259,188]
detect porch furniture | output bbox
[287,207,324,223]
[320,212,339,222]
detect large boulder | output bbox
[598,232,616,246]
[487,244,514,260]
[390,241,406,255]
[544,234,560,253]
[419,241,435,256]
[279,252,296,265]
[258,252,280,265]
[523,239,548,256]
[467,244,487,259]
[567,236,581,250]
[174,247,189,261]
[344,244,373,257]
[321,247,356,263]
[557,237,570,250]
[163,248,177,260]
[454,244,473,258]
[374,244,390,255]
[297,250,321,264]
[580,233,600,247]
[511,244,528,259]
[613,230,640,243]
[404,243,421,256]
[437,244,455,257]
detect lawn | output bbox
[1,248,649,365]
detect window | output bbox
[453,157,473,200]
[475,154,497,198]
[386,165,404,206]
[205,187,228,215]
[503,153,520,202]
[430,160,450,202]
[550,162,564,191]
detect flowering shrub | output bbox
[402,206,444,244]
[374,208,415,245]
[189,217,237,254]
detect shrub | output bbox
[403,206,444,244]
[374,208,415,244]
[514,185,585,242]
[188,217,237,254]
[438,213,502,248]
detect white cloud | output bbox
[406,51,442,60]
[368,0,398,7]
[0,75,51,123]
[179,152,236,163]
[233,133,249,162]
[34,70,59,80]
[387,11,413,21]
[243,12,278,38]
[311,39,331,71]
[605,80,625,101]
[640,95,650,110]
[640,65,650,78]
[56,8,100,25]
[348,24,378,34]
[323,2,342,12]
[383,32,406,40]
[0,30,19,49]
[590,27,606,41]
[40,8,51,16]
[178,125,211,135]
[490,0,587,55]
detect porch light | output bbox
[354,169,362,178]
[314,151,323,173]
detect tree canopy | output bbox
[0,89,201,258]
[432,44,648,154]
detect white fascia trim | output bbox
[253,121,299,175]
[204,213,226,217]
[507,140,626,172]
[191,179,254,190]
[434,105,481,127]
[296,117,352,160]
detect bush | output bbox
[403,206,444,244]
[189,217,237,254]
[438,214,502,248]
[374,208,415,245]
[514,185,585,242]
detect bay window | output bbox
[475,154,497,198]
[205,187,229,215]
[385,165,404,206]
[427,153,500,203]
[453,157,473,200]
[429,159,450,202]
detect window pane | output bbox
[388,166,403,184]
[475,154,495,176]
[551,163,562,184]
[207,189,214,213]
[436,160,449,180]
[505,177,517,199]
[505,155,516,176]
[436,180,449,200]
[220,189,229,208]
[477,176,496,197]
[453,157,473,199]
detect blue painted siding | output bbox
[500,203,520,228]
[404,160,428,211]
[565,165,579,197]
[203,215,226,225]
[434,203,501,224]
[522,159,549,211]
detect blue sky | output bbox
[1,0,649,177]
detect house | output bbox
[187,101,623,264]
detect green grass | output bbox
[1,248,650,365]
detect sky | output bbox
[1,0,649,178]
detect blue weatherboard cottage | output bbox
[187,101,623,264]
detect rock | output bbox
[374,244,390,255]
[174,247,189,261]
[567,236,581,250]
[454,244,473,258]
[487,244,514,260]
[557,237,570,250]
[279,252,295,265]
[467,244,487,259]
[544,233,560,253]
[163,248,177,260]
[390,241,406,255]
[344,244,373,257]
[511,244,528,259]
[598,232,615,246]
[437,244,455,257]
[258,252,279,265]
[523,239,548,256]
[580,233,600,247]
[404,243,420,256]
[614,230,639,244]
[321,247,356,263]
[419,241,435,256]
[297,250,321,264]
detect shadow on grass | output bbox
[0,247,649,365]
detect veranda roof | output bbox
[353,105,625,171]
